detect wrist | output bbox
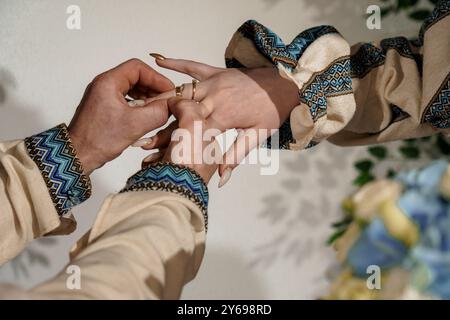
[24,124,92,215]
[272,69,300,117]
[68,131,103,176]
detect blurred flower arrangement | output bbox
[326,0,450,299]
[327,161,450,299]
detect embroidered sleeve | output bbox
[225,0,450,149]
[120,161,209,230]
[24,124,92,216]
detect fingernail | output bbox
[218,168,232,188]
[127,99,146,107]
[132,138,153,148]
[143,152,163,163]
[149,53,166,61]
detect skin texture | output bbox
[140,58,300,180]
[68,59,174,175]
[161,97,219,183]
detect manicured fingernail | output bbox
[143,152,163,163]
[218,168,232,188]
[132,138,153,148]
[127,99,146,107]
[149,53,166,61]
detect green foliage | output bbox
[379,0,435,20]
[368,146,388,160]
[353,171,376,186]
[353,134,450,188]
[327,229,347,245]
[399,145,420,159]
[354,159,374,172]
[437,134,450,155]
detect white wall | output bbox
[0,0,419,299]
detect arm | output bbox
[225,0,450,149]
[28,163,208,299]
[0,98,215,299]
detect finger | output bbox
[218,128,260,186]
[167,97,204,123]
[127,99,146,107]
[155,58,224,81]
[144,89,176,103]
[109,58,174,95]
[128,86,162,100]
[144,79,210,103]
[131,99,170,135]
[141,149,166,169]
[140,120,178,150]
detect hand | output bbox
[142,97,220,184]
[139,56,299,185]
[68,59,174,175]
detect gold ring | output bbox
[191,79,199,101]
[175,84,185,97]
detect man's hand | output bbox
[68,59,174,175]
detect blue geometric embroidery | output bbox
[121,162,209,230]
[350,0,449,80]
[238,20,339,71]
[351,37,422,79]
[419,0,450,44]
[24,124,92,215]
[301,57,353,121]
[422,72,450,129]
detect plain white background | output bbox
[0,0,420,299]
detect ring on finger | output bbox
[191,79,199,101]
[175,84,185,97]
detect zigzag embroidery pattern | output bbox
[301,57,353,122]
[350,37,422,79]
[121,162,209,230]
[422,72,450,129]
[238,20,339,70]
[24,124,92,215]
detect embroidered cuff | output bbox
[24,124,92,216]
[120,162,209,230]
[225,20,352,150]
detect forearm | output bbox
[29,192,206,299]
[1,162,208,300]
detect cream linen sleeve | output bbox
[0,162,208,299]
[0,124,91,265]
[224,0,450,150]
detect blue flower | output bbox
[396,160,450,298]
[347,218,408,276]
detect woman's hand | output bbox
[137,55,299,185]
[142,97,220,184]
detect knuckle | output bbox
[127,58,143,66]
